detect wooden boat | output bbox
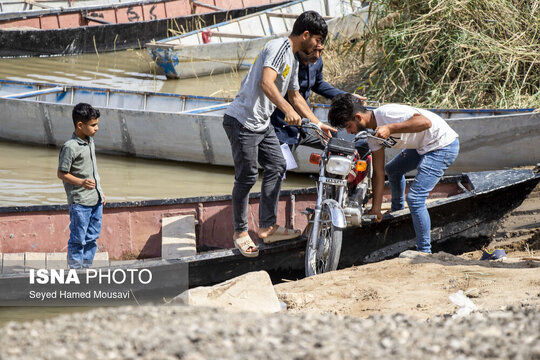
[147,0,372,79]
[0,168,538,305]
[0,79,538,174]
[0,0,285,57]
[0,0,154,19]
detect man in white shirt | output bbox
[328,94,460,253]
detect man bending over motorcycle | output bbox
[328,94,459,253]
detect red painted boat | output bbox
[1,170,536,260]
[0,0,285,57]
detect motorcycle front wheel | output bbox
[304,203,343,277]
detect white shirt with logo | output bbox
[225,37,300,132]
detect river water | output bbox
[0,50,312,207]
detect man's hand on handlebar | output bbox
[374,125,391,139]
[284,110,302,126]
[319,122,336,137]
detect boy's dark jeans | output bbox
[223,114,287,233]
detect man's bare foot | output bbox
[258,225,301,244]
[258,225,278,239]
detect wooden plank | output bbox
[24,0,55,9]
[192,0,224,11]
[212,32,261,39]
[266,12,333,20]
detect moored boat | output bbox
[0,0,158,19]
[0,79,538,173]
[0,0,285,57]
[147,0,372,79]
[0,168,538,305]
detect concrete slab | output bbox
[25,252,46,270]
[161,215,197,259]
[0,253,2,274]
[110,259,140,267]
[91,252,110,268]
[46,252,68,269]
[3,253,25,274]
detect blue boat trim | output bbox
[0,79,533,114]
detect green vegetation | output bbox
[322,0,540,108]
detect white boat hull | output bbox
[147,0,372,79]
[0,80,538,174]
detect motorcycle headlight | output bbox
[326,156,352,176]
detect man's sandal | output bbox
[234,235,259,258]
[261,225,301,244]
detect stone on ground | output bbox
[172,271,281,313]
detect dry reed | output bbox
[321,0,540,108]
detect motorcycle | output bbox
[299,119,397,276]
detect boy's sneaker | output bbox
[480,248,507,261]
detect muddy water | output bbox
[0,49,246,97]
[0,140,311,206]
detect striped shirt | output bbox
[226,37,300,132]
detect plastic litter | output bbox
[449,290,478,318]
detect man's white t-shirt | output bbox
[367,104,458,155]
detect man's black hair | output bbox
[291,11,328,41]
[72,103,100,127]
[328,93,367,128]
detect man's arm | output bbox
[261,67,302,125]
[287,89,335,135]
[375,114,431,139]
[368,148,385,222]
[57,170,95,190]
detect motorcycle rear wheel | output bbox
[304,203,343,277]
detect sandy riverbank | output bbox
[275,183,540,319]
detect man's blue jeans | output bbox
[68,202,103,269]
[385,139,459,253]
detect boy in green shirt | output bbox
[57,103,105,269]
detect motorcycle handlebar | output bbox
[355,129,397,148]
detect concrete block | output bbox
[25,252,46,270]
[46,252,68,269]
[172,271,282,314]
[3,253,25,274]
[162,215,197,259]
[91,252,110,268]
